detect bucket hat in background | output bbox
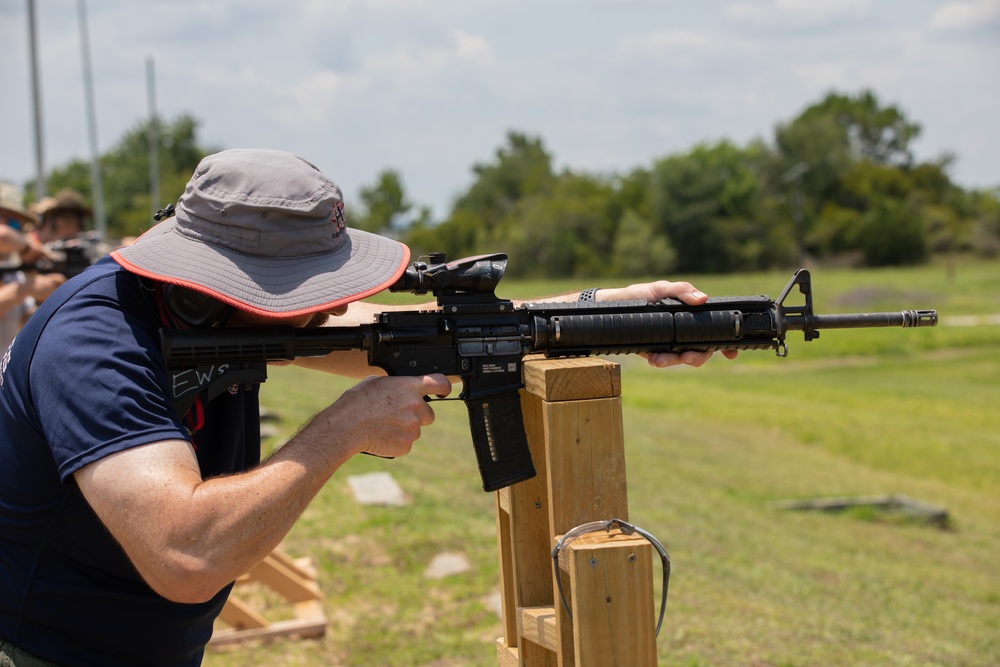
[112,148,410,317]
[34,189,92,222]
[0,182,39,228]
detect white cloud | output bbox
[619,29,716,56]
[929,0,1000,32]
[1,0,998,216]
[789,61,855,92]
[726,0,871,30]
[366,30,495,77]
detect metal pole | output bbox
[26,0,46,200]
[78,0,106,238]
[146,57,160,220]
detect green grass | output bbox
[204,257,1000,667]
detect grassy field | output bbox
[204,256,1000,667]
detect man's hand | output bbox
[316,373,453,458]
[598,280,739,368]
[23,272,66,302]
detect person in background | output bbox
[0,183,65,350]
[31,189,91,245]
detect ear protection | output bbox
[164,284,233,328]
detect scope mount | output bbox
[390,252,511,312]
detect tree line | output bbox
[38,89,1000,278]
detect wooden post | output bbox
[495,357,658,667]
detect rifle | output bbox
[160,253,938,492]
[2,233,113,279]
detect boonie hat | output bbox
[0,182,38,227]
[112,148,410,316]
[36,189,92,220]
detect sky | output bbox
[1,0,998,220]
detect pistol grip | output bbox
[466,391,537,492]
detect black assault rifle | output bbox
[3,233,114,279]
[160,253,938,492]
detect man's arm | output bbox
[73,373,451,604]
[0,225,51,263]
[0,225,30,255]
[0,273,66,319]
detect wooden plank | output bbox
[217,595,268,630]
[496,639,520,667]
[494,498,519,645]
[545,394,629,667]
[209,615,327,646]
[510,389,559,667]
[212,550,328,647]
[506,389,555,610]
[568,533,656,667]
[522,357,621,402]
[544,396,629,534]
[243,554,322,603]
[268,548,317,580]
[518,606,558,652]
[497,485,511,513]
[534,359,630,667]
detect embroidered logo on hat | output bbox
[331,201,346,240]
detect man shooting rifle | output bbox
[0,148,735,666]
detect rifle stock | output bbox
[160,257,938,491]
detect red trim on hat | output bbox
[110,247,411,318]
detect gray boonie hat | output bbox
[112,148,410,316]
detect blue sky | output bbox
[2,0,998,219]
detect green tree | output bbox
[611,209,676,277]
[403,208,482,261]
[406,131,557,262]
[769,90,940,266]
[948,186,1000,258]
[451,131,555,245]
[649,140,778,273]
[769,113,853,258]
[40,114,211,239]
[504,172,617,278]
[857,197,929,266]
[353,169,412,236]
[799,89,921,167]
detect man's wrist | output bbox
[578,288,600,302]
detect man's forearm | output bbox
[0,279,28,318]
[74,416,362,604]
[75,374,442,604]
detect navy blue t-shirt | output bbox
[0,257,261,666]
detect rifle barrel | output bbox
[785,310,938,331]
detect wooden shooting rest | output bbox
[496,357,658,666]
[208,356,658,664]
[209,547,327,646]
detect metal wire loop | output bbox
[550,518,671,637]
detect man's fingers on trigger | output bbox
[421,373,453,398]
